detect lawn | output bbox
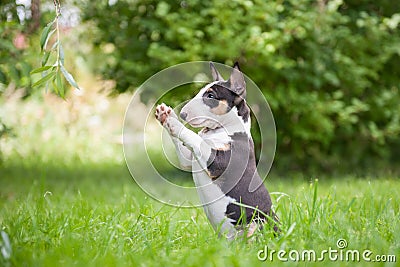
[1,157,399,267]
[0,93,399,267]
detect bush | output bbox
[82,0,400,174]
[0,0,52,96]
[0,1,32,95]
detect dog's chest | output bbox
[199,128,232,149]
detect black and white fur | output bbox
[155,62,277,239]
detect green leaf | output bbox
[56,71,65,98]
[43,28,57,51]
[51,40,59,51]
[32,71,56,88]
[41,51,51,66]
[59,44,64,65]
[51,76,59,95]
[30,66,52,75]
[0,69,7,84]
[40,20,55,51]
[60,65,79,89]
[50,72,66,99]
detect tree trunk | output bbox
[29,0,41,33]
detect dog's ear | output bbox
[228,62,246,99]
[210,62,224,81]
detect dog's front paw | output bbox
[155,103,173,125]
[155,103,181,137]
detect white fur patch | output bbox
[192,161,237,239]
[220,106,251,137]
[199,127,232,149]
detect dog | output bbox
[155,62,277,239]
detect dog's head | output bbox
[180,62,249,130]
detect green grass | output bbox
[1,157,399,267]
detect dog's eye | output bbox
[206,93,216,99]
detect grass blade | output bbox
[312,179,318,220]
[0,231,12,260]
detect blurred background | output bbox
[1,0,400,176]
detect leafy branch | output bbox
[30,0,79,98]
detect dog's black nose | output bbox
[180,112,188,121]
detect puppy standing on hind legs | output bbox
[155,62,279,240]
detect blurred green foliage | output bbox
[0,1,57,96]
[0,1,35,156]
[0,1,33,95]
[1,0,399,174]
[82,0,400,174]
